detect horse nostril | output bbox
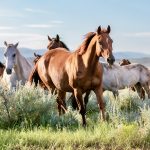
[107,58,111,62]
[107,57,115,65]
[6,68,12,74]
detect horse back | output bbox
[37,48,73,91]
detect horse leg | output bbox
[94,86,105,121]
[57,90,67,115]
[112,90,119,99]
[84,90,91,111]
[70,90,90,111]
[134,83,145,100]
[69,94,79,110]
[141,88,146,100]
[142,82,150,99]
[74,89,86,126]
[84,90,90,106]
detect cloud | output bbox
[0,26,14,30]
[24,8,34,12]
[0,32,47,49]
[51,20,64,24]
[24,24,53,28]
[123,32,150,38]
[24,8,49,14]
[0,9,23,17]
[0,32,45,39]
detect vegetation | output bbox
[0,83,150,149]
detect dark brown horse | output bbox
[119,59,146,100]
[47,34,69,50]
[29,26,115,126]
[0,62,5,77]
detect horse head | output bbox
[119,59,131,66]
[4,41,19,74]
[95,25,115,65]
[47,34,69,50]
[33,52,42,64]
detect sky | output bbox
[0,0,150,54]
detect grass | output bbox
[0,83,149,149]
[0,123,149,150]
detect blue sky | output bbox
[0,0,150,54]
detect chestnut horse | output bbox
[119,59,146,100]
[30,34,70,88]
[29,26,115,126]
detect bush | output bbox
[0,84,56,128]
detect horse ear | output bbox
[14,42,19,48]
[34,52,37,57]
[4,41,7,47]
[48,35,52,41]
[107,25,111,33]
[97,26,101,35]
[56,34,60,42]
[127,59,131,64]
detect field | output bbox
[0,83,149,150]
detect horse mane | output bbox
[33,53,42,64]
[77,32,96,55]
[59,40,69,51]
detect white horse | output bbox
[1,42,34,89]
[102,63,150,98]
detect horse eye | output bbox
[4,53,6,57]
[13,54,16,57]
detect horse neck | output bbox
[82,41,99,72]
[15,50,31,81]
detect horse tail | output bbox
[28,65,40,86]
[28,65,47,90]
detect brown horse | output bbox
[0,62,5,77]
[119,59,146,100]
[47,34,69,50]
[29,26,115,126]
[30,34,70,88]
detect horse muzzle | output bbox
[6,68,12,74]
[107,55,115,65]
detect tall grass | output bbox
[0,83,149,149]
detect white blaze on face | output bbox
[106,38,109,47]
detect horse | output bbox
[102,63,150,98]
[33,53,42,64]
[119,59,146,100]
[30,34,70,89]
[47,34,69,50]
[0,62,5,77]
[29,25,115,126]
[73,61,150,111]
[32,35,89,108]
[1,42,34,89]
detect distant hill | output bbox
[0,47,46,63]
[114,52,150,59]
[0,48,150,67]
[116,57,150,67]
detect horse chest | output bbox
[72,75,100,90]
